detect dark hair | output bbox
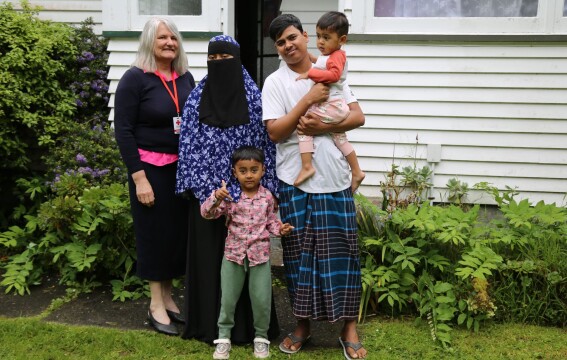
[316,11,349,37]
[269,13,304,41]
[232,146,265,166]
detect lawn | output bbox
[0,316,565,359]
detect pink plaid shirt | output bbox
[200,185,281,266]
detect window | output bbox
[374,0,539,17]
[351,0,567,35]
[102,0,221,32]
[138,0,202,16]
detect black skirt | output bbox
[181,194,280,344]
[128,161,188,280]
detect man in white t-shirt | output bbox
[262,13,367,360]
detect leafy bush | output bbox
[1,177,137,296]
[0,6,140,300]
[0,1,78,225]
[356,180,567,348]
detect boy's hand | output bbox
[296,72,309,81]
[213,180,233,205]
[279,222,294,236]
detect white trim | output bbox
[102,0,221,32]
[351,0,567,35]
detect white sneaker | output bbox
[213,339,231,359]
[253,337,270,358]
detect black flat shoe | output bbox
[147,310,179,336]
[166,309,186,324]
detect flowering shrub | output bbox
[0,2,76,224]
[0,10,139,300]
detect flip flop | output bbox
[339,337,366,360]
[278,332,311,354]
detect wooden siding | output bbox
[346,42,567,205]
[280,0,336,52]
[6,0,102,34]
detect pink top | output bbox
[138,149,178,166]
[200,185,281,266]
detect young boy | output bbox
[294,11,365,192]
[200,146,293,359]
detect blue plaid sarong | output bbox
[278,182,361,322]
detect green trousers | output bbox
[217,257,272,340]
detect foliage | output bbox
[0,8,138,301]
[0,1,79,225]
[356,175,567,348]
[0,1,77,168]
[0,178,136,296]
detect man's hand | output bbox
[297,112,329,136]
[305,83,329,107]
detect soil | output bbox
[0,240,343,351]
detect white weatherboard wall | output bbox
[6,0,103,34]
[345,41,567,205]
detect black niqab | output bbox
[199,40,250,128]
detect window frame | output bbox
[102,0,222,32]
[350,0,567,35]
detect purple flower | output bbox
[75,99,84,107]
[78,167,93,175]
[80,67,91,74]
[80,91,90,99]
[93,169,110,178]
[82,51,95,60]
[76,154,88,164]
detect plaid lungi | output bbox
[278,182,361,322]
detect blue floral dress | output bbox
[175,63,277,203]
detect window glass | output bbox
[564,0,567,16]
[375,0,539,17]
[139,0,202,16]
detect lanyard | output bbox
[155,71,180,116]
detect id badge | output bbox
[173,116,181,134]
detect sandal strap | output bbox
[342,340,364,351]
[286,332,308,344]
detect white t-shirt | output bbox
[262,64,357,194]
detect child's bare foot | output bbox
[351,171,365,193]
[294,167,316,186]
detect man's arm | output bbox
[265,83,330,143]
[297,101,365,136]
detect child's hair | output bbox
[269,13,304,41]
[232,146,265,166]
[316,11,349,37]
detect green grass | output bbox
[0,317,565,359]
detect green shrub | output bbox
[356,184,567,348]
[0,5,139,300]
[1,177,137,297]
[0,1,79,225]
